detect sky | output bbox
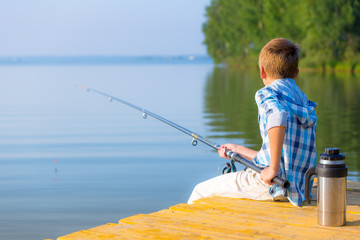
[0,0,211,56]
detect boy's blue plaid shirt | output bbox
[253,78,317,206]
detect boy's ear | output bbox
[293,68,299,79]
[260,66,267,80]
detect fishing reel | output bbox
[218,158,237,175]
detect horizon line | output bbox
[0,55,213,65]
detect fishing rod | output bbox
[76,85,290,189]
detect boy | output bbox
[188,38,317,207]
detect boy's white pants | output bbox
[188,168,274,204]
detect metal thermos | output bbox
[305,148,347,226]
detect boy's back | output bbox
[254,77,317,206]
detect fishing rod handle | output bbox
[226,151,290,189]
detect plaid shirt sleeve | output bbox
[256,88,288,131]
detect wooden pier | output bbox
[58,181,360,239]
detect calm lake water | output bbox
[0,61,359,240]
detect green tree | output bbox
[262,0,304,42]
[343,0,360,72]
[203,0,265,65]
[301,0,359,70]
[203,0,360,70]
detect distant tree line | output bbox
[203,0,360,72]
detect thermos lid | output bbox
[320,148,345,161]
[325,148,340,155]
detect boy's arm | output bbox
[218,143,258,161]
[260,126,286,185]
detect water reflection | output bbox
[204,67,263,147]
[54,158,58,183]
[204,67,360,180]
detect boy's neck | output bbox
[260,66,280,86]
[260,66,299,86]
[263,77,278,86]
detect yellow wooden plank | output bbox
[119,207,357,240]
[57,181,360,240]
[57,229,131,240]
[120,212,275,239]
[189,197,360,232]
[77,222,221,240]
[58,221,233,240]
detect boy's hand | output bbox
[218,145,230,159]
[218,143,238,159]
[260,167,279,185]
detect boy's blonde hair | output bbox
[259,38,300,79]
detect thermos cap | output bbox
[325,148,340,155]
[320,148,345,161]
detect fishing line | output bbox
[76,85,290,189]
